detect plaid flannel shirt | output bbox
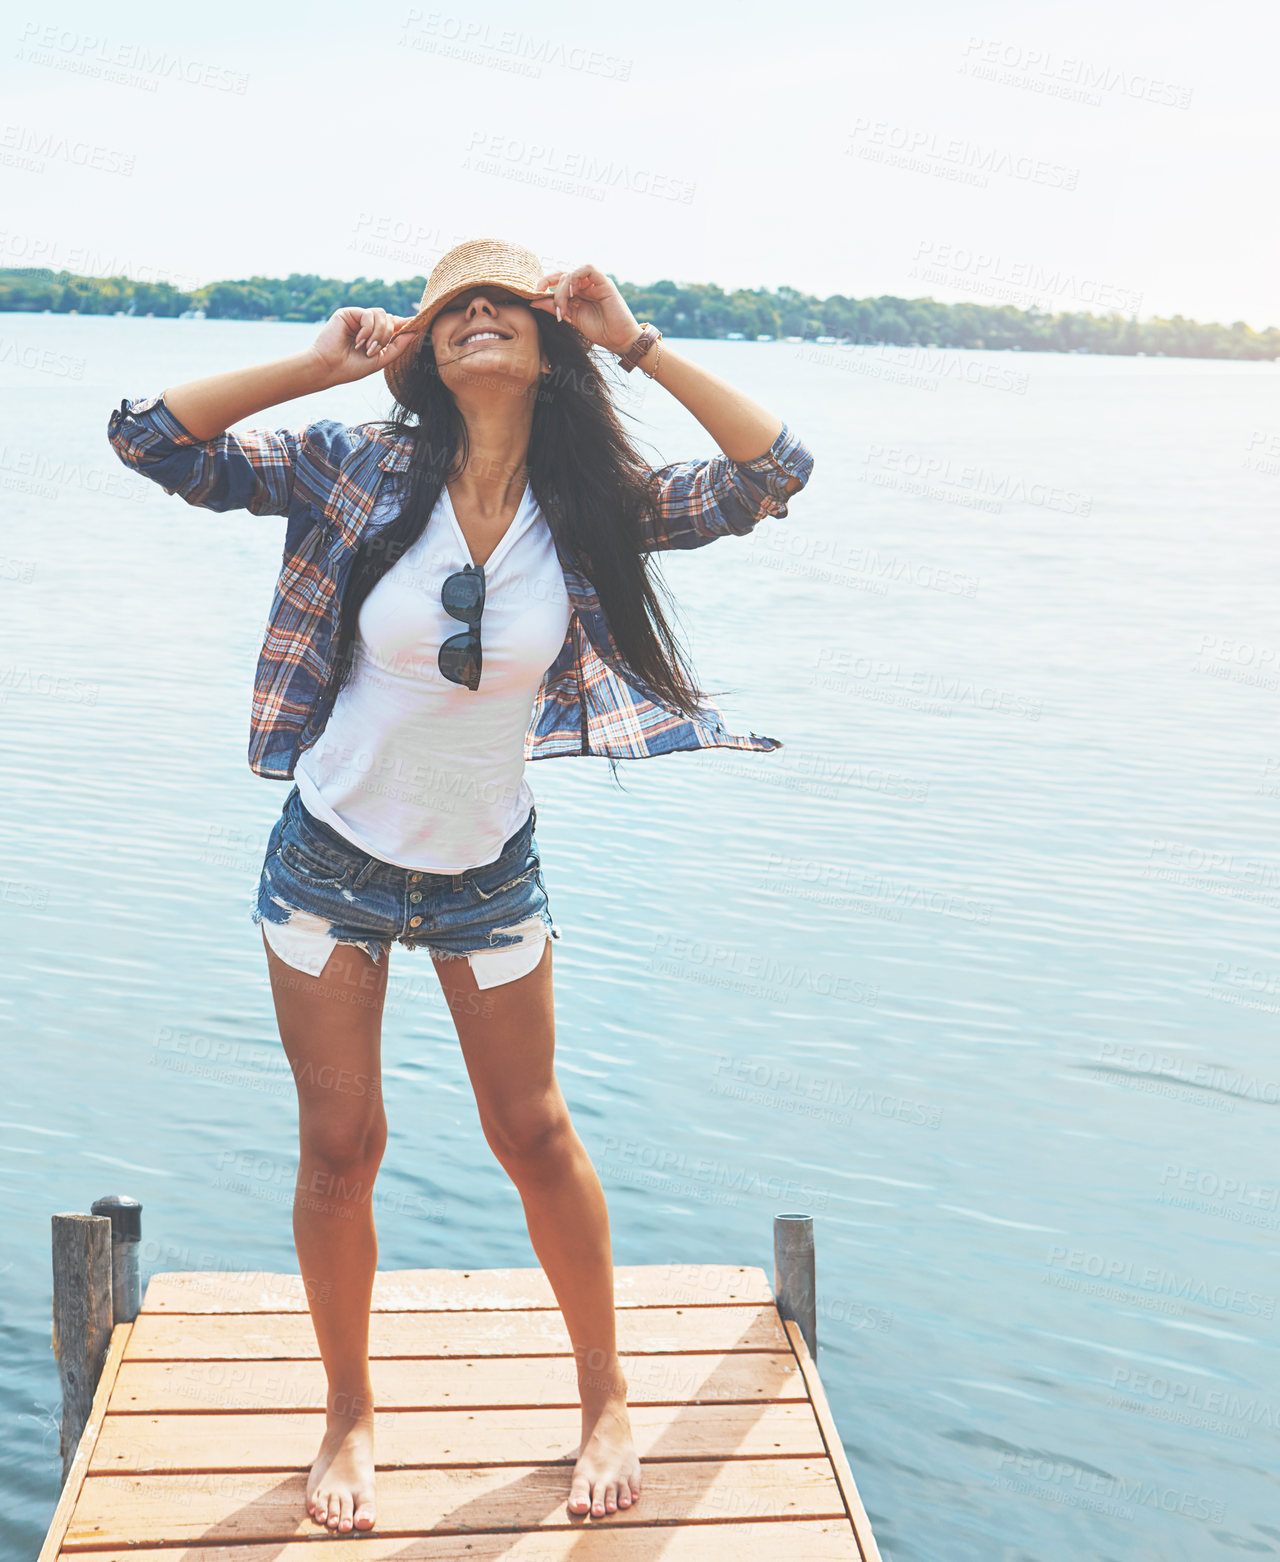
[106,392,814,780]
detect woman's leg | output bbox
[262,929,390,1534]
[430,936,642,1519]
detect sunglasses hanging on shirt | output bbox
[439,561,485,690]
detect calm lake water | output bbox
[2,314,1278,1562]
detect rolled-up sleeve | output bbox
[106,392,351,517]
[638,422,815,552]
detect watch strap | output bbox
[618,323,661,373]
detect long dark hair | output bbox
[324,310,725,769]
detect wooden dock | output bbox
[40,1260,882,1560]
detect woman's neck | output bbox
[447,395,535,520]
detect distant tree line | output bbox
[1,266,1276,360]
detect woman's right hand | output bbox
[310,305,417,384]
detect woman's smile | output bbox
[455,328,509,347]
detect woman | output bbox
[107,237,814,1534]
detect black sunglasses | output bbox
[437,287,529,314]
[439,562,485,689]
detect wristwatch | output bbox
[618,323,662,373]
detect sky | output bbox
[2,0,1276,328]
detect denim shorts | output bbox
[250,785,561,989]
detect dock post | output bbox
[90,1196,143,1322]
[51,1213,113,1487]
[774,1211,817,1360]
[51,1196,142,1486]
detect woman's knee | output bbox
[483,1101,576,1169]
[299,1102,388,1177]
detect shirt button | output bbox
[409,891,422,903]
[409,915,423,928]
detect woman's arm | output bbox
[626,340,802,491]
[533,262,803,486]
[107,305,414,516]
[164,305,414,439]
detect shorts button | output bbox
[409,872,421,882]
[409,915,423,928]
[409,890,422,903]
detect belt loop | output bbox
[352,858,379,889]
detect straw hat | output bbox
[383,236,557,402]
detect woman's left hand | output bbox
[531,263,642,356]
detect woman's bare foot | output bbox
[306,1403,377,1533]
[568,1361,642,1518]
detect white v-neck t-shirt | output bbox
[293,479,572,872]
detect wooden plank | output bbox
[139,1264,773,1314]
[109,1351,808,1414]
[51,1214,114,1484]
[90,1400,828,1473]
[63,1459,850,1548]
[55,1517,864,1560]
[782,1318,882,1562]
[41,1264,881,1562]
[124,1302,786,1360]
[37,1321,132,1562]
